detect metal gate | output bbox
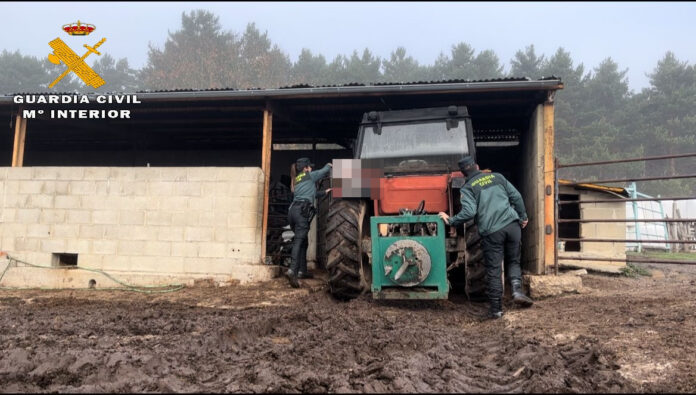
[554,152,696,273]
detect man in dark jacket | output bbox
[438,156,533,319]
[286,157,332,288]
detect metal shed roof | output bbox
[0,77,562,103]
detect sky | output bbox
[2,1,695,92]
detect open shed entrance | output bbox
[0,79,560,276]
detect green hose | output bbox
[0,255,185,294]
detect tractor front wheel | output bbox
[325,198,370,300]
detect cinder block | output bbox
[174,182,201,197]
[171,242,199,257]
[92,210,119,225]
[64,239,90,253]
[187,168,217,182]
[239,197,260,212]
[0,208,17,222]
[198,211,227,227]
[16,209,41,224]
[117,240,146,256]
[3,194,28,208]
[213,227,228,243]
[227,212,260,229]
[40,239,66,253]
[33,168,60,180]
[188,197,214,211]
[1,237,16,251]
[109,168,136,181]
[123,197,155,211]
[237,182,260,197]
[66,210,91,224]
[214,196,241,211]
[119,225,151,241]
[235,229,259,243]
[133,168,161,181]
[79,224,106,239]
[52,224,79,238]
[69,181,96,195]
[18,181,43,194]
[148,182,175,196]
[144,241,171,256]
[2,224,27,237]
[26,195,54,209]
[159,196,189,211]
[55,183,72,198]
[198,242,226,258]
[27,224,50,238]
[39,181,58,194]
[91,239,118,255]
[103,224,121,239]
[80,196,107,210]
[15,237,39,251]
[185,227,213,242]
[157,227,184,242]
[95,181,109,195]
[119,210,144,225]
[83,167,111,180]
[55,196,81,209]
[121,181,147,196]
[6,167,33,180]
[146,211,172,226]
[75,254,103,270]
[3,181,20,194]
[101,255,130,271]
[40,209,66,224]
[171,211,199,226]
[56,167,84,181]
[105,181,125,196]
[159,168,188,181]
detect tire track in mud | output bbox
[0,289,637,393]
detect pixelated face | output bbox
[331,159,384,199]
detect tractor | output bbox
[325,105,487,300]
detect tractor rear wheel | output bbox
[325,198,370,300]
[464,220,487,301]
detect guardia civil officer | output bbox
[438,156,534,319]
[286,157,332,288]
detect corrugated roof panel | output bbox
[1,77,563,99]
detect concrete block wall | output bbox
[0,167,276,287]
[558,187,627,269]
[579,191,627,258]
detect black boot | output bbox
[511,279,533,307]
[297,271,314,279]
[487,298,503,319]
[285,269,300,288]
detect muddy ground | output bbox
[1,263,695,393]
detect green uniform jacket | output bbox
[292,164,331,203]
[449,170,528,236]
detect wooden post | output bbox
[260,109,273,263]
[11,112,27,167]
[543,96,556,274]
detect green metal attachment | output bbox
[370,214,448,299]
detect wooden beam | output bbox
[260,109,273,263]
[11,112,27,167]
[543,96,555,274]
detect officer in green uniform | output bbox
[286,157,332,288]
[438,156,533,319]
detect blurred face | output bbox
[304,166,312,173]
